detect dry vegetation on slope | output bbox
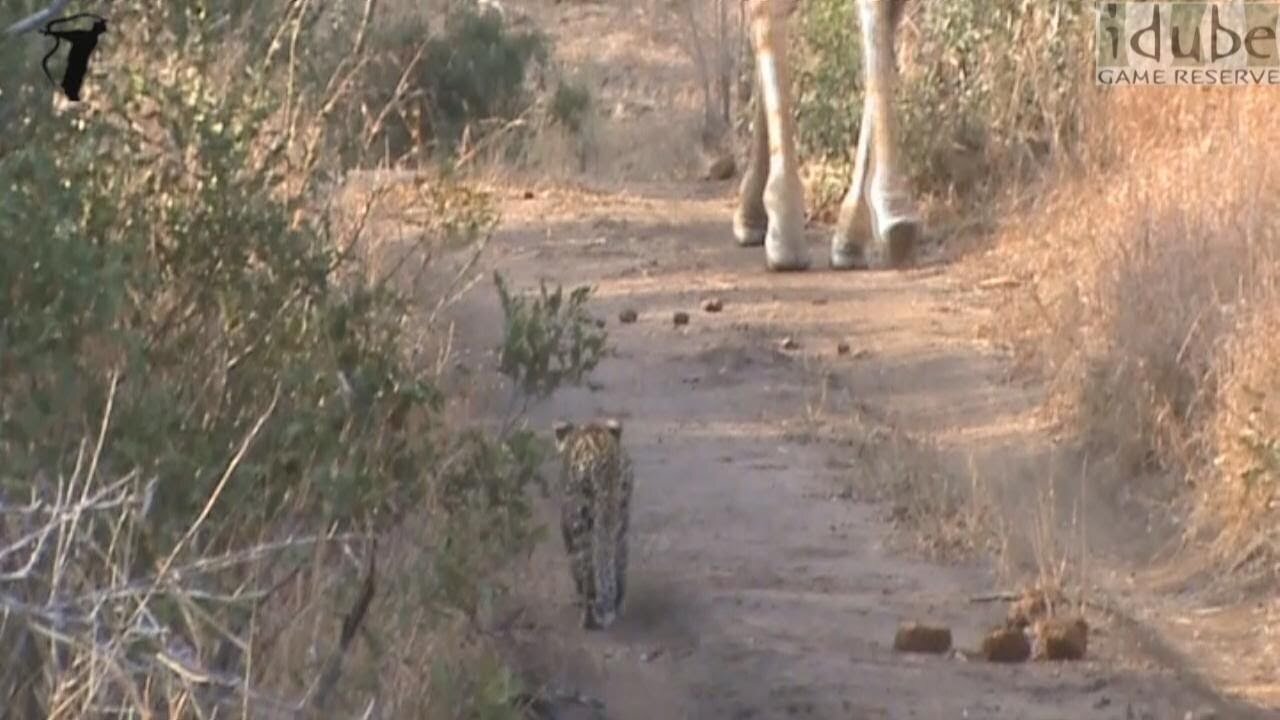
[787,0,1280,588]
[789,0,1279,611]
[979,85,1280,582]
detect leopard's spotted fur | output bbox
[553,418,633,630]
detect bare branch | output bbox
[4,0,72,37]
[125,384,283,636]
[304,537,377,714]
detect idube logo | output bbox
[1096,1,1280,86]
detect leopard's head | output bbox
[552,418,623,453]
[602,418,622,440]
[552,420,576,454]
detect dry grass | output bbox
[792,357,999,562]
[978,82,1280,573]
[837,416,998,563]
[1205,293,1280,566]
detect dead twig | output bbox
[3,0,71,36]
[968,592,1021,604]
[304,537,377,714]
[451,109,535,172]
[124,385,282,639]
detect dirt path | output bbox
[438,178,1263,719]
[428,1,1277,717]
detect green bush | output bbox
[793,0,1089,201]
[2,9,420,544]
[0,1,606,715]
[421,5,549,149]
[549,79,593,134]
[794,0,862,167]
[339,0,551,162]
[495,272,608,401]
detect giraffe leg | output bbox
[745,0,809,271]
[830,90,874,269]
[832,0,920,270]
[733,81,769,247]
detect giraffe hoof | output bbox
[881,219,921,269]
[830,242,869,271]
[595,607,617,629]
[766,248,811,272]
[734,221,767,247]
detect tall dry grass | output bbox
[982,82,1280,573]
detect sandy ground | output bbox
[418,0,1278,717]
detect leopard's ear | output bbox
[553,420,575,448]
[603,418,622,440]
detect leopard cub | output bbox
[552,418,634,630]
